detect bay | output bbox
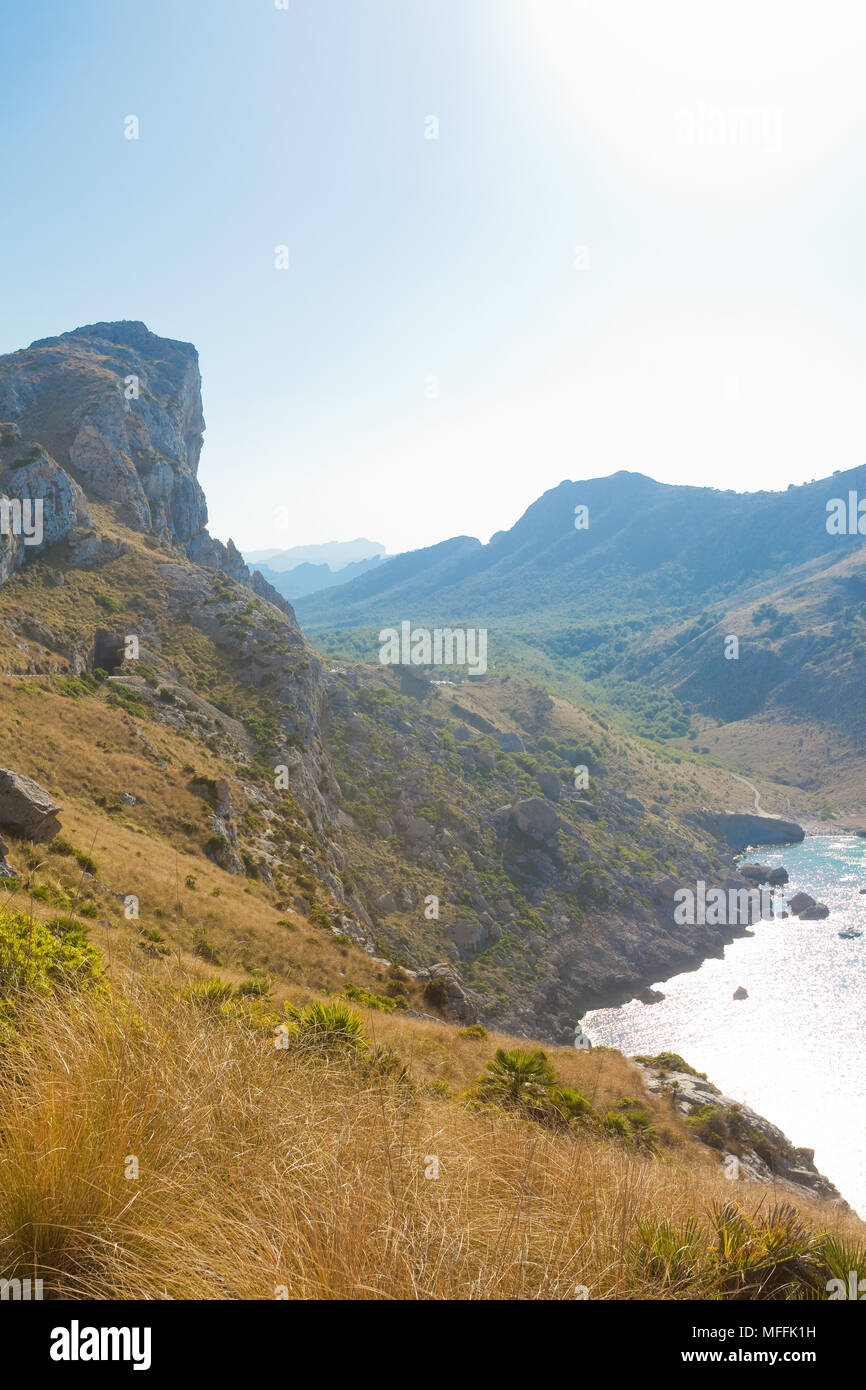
[584,834,866,1215]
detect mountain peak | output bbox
[29,320,197,359]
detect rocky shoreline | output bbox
[637,1060,848,1210]
[592,816,858,1212]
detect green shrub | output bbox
[106,687,148,719]
[630,1216,708,1294]
[423,977,449,1012]
[602,1110,632,1140]
[343,984,396,1013]
[0,907,102,998]
[634,1051,706,1079]
[283,1000,367,1054]
[475,1048,558,1111]
[458,1024,488,1039]
[192,930,224,966]
[49,840,98,875]
[309,902,333,930]
[361,1043,412,1086]
[235,978,271,998]
[186,980,233,1010]
[552,1086,595,1122]
[710,1201,824,1300]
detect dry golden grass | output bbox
[0,976,862,1302]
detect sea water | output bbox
[583,835,866,1215]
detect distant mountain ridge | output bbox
[295,466,866,775]
[245,539,387,572]
[296,468,866,630]
[253,554,386,602]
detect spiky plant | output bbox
[710,1201,824,1300]
[629,1216,709,1295]
[283,1000,367,1054]
[474,1048,558,1112]
[186,979,233,1010]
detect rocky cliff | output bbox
[0,321,369,942]
[0,322,207,539]
[0,320,276,595]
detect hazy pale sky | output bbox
[2,1,865,553]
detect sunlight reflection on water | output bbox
[584,835,866,1215]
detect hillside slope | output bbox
[297,469,866,809]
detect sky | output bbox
[1,0,865,555]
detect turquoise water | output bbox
[584,835,866,1215]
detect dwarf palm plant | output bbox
[284,1000,367,1054]
[475,1048,558,1111]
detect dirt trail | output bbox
[729,772,763,814]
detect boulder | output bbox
[536,770,561,802]
[496,731,525,753]
[786,891,816,916]
[403,816,435,846]
[740,863,772,882]
[450,919,502,959]
[0,769,61,842]
[740,863,788,886]
[414,963,479,1023]
[733,985,749,1000]
[204,830,244,876]
[786,891,830,919]
[509,797,559,842]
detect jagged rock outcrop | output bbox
[0,424,91,582]
[0,769,61,843]
[0,322,207,542]
[0,321,275,603]
[410,963,480,1024]
[637,1063,845,1206]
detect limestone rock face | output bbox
[0,321,207,543]
[412,963,480,1023]
[702,811,804,850]
[0,769,62,842]
[0,425,91,582]
[0,321,287,608]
